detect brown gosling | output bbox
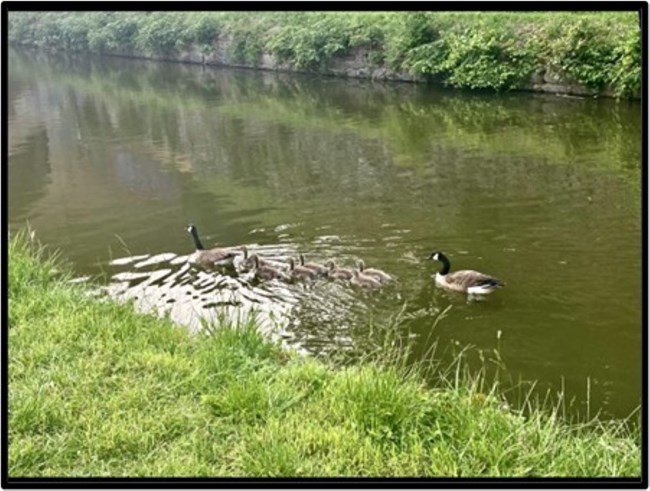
[299,254,329,276]
[350,269,382,288]
[325,260,354,281]
[250,254,290,282]
[289,258,320,281]
[241,245,272,269]
[357,259,392,284]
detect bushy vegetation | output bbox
[7,11,641,97]
[7,231,642,478]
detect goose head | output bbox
[428,251,445,262]
[249,253,261,269]
[428,251,451,275]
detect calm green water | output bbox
[8,48,642,420]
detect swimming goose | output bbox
[350,269,382,288]
[288,258,320,281]
[325,260,354,281]
[249,254,290,281]
[357,259,392,284]
[186,224,237,267]
[299,254,329,276]
[428,251,504,294]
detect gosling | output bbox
[288,258,320,281]
[357,259,392,284]
[325,260,354,281]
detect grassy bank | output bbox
[7,11,641,97]
[8,232,641,478]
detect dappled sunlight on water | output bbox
[98,242,412,356]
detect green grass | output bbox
[8,230,642,477]
[7,11,641,97]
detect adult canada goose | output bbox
[299,254,329,276]
[357,259,392,284]
[350,269,382,288]
[428,251,504,294]
[249,254,290,282]
[186,224,238,267]
[325,260,354,281]
[288,258,319,281]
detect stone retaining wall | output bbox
[28,37,617,98]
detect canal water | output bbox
[7,48,642,421]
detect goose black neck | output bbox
[190,228,204,250]
[437,254,451,275]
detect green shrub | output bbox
[85,13,138,53]
[188,15,221,54]
[610,27,641,97]
[404,26,537,90]
[549,19,618,91]
[267,19,351,69]
[383,12,435,69]
[135,13,193,55]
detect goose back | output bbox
[429,251,503,294]
[187,224,237,267]
[436,270,503,293]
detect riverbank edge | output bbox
[7,231,642,478]
[10,40,619,99]
[8,12,642,98]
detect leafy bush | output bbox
[135,13,193,54]
[86,13,140,53]
[181,13,221,54]
[404,26,537,90]
[57,14,91,51]
[549,19,618,91]
[267,18,351,69]
[383,12,438,69]
[609,27,641,98]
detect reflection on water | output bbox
[7,48,642,420]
